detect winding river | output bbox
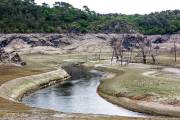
[22,70,145,117]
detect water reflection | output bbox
[22,70,145,117]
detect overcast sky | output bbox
[35,0,180,15]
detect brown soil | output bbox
[0,64,42,85]
[0,64,46,112]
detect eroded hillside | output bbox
[0,34,179,55]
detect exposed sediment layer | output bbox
[0,68,70,101]
[97,66,180,117]
[0,33,179,54]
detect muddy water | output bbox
[22,70,145,117]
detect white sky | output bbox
[35,0,180,15]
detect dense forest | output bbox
[0,0,180,34]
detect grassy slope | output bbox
[97,64,180,103]
[0,54,86,81]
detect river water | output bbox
[22,70,145,117]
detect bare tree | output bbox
[152,45,160,64]
[118,37,124,66]
[124,35,134,64]
[137,36,160,65]
[148,43,159,64]
[98,48,102,61]
[135,35,149,64]
[111,36,124,66]
[170,35,178,63]
[126,47,133,64]
[111,37,119,63]
[98,42,103,61]
[173,35,177,63]
[111,34,159,65]
[146,38,154,64]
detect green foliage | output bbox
[0,0,180,34]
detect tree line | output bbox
[0,0,180,34]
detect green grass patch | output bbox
[98,65,180,102]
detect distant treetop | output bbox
[0,0,180,34]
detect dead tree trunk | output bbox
[111,37,124,65]
[111,46,119,63]
[136,35,148,64]
[120,50,123,66]
[149,41,157,64]
[111,49,115,63]
[142,53,146,64]
[174,36,177,63]
[128,48,133,64]
[151,54,156,64]
[98,48,102,61]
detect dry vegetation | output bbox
[97,64,180,105]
